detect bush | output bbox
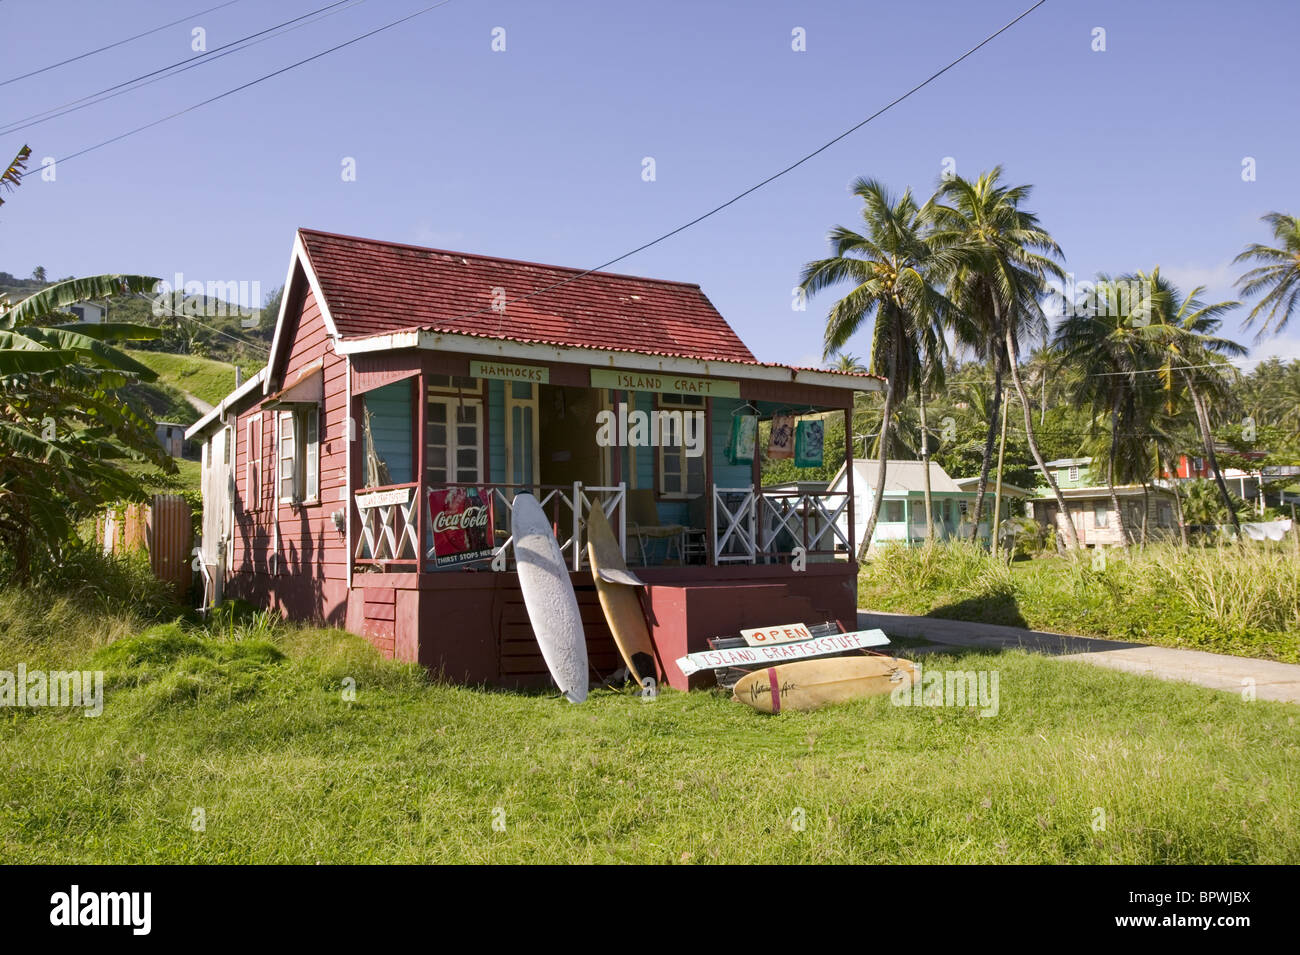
[860,540,1300,662]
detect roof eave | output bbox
[185,368,269,440]
[333,329,883,393]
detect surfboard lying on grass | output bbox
[512,492,588,703]
[732,655,917,714]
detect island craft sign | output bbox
[675,628,890,677]
[590,369,740,398]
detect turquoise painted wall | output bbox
[488,379,505,483]
[362,380,413,484]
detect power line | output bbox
[0,0,245,88]
[461,0,1051,334]
[1,0,362,136]
[47,0,456,168]
[133,292,271,356]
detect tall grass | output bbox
[0,548,180,665]
[862,540,1300,661]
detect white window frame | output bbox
[1093,502,1109,528]
[277,406,320,504]
[426,395,484,486]
[655,394,704,499]
[1068,465,1079,482]
[504,384,540,488]
[245,413,263,511]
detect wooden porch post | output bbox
[844,406,855,561]
[347,365,360,588]
[415,359,428,571]
[705,397,716,566]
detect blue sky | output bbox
[2,0,1297,368]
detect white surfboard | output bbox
[511,493,589,703]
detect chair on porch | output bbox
[627,489,684,566]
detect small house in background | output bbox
[827,459,1028,551]
[68,301,106,324]
[155,421,187,458]
[1029,458,1179,546]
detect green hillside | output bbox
[127,349,243,409]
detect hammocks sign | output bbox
[428,488,493,567]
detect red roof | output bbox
[297,229,758,364]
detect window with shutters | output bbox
[277,406,320,504]
[245,414,263,511]
[426,396,483,485]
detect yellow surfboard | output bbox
[586,504,657,687]
[731,655,917,714]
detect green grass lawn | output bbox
[861,541,1300,663]
[127,350,241,408]
[3,601,1297,864]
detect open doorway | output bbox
[537,384,610,488]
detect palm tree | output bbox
[1142,268,1245,535]
[1234,212,1300,338]
[800,178,952,557]
[828,352,868,374]
[1056,273,1165,546]
[930,167,1080,549]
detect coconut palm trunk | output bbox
[858,366,896,560]
[1185,374,1242,536]
[919,386,935,540]
[969,356,1002,541]
[992,389,1009,557]
[1107,395,1130,546]
[1004,322,1080,549]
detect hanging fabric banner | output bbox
[768,413,795,460]
[728,414,757,465]
[794,418,825,467]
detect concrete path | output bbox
[858,610,1300,704]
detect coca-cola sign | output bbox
[433,505,489,533]
[427,488,494,568]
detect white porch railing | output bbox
[712,485,853,563]
[483,481,627,572]
[353,480,853,571]
[759,488,852,555]
[713,485,757,563]
[353,482,421,565]
[352,480,628,572]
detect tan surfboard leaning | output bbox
[585,504,657,687]
[731,655,918,714]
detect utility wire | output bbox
[133,292,271,356]
[46,0,456,168]
[1,0,362,135]
[461,0,1052,333]
[0,0,245,88]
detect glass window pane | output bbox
[457,448,476,468]
[428,403,447,424]
[429,447,447,468]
